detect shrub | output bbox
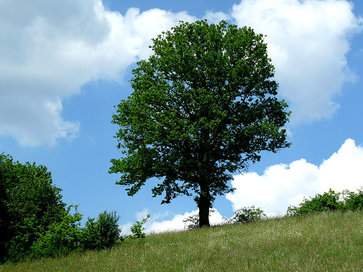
[343,189,363,211]
[287,189,363,216]
[0,154,67,262]
[81,210,120,250]
[29,209,121,259]
[0,154,123,262]
[130,214,150,238]
[287,189,340,216]
[29,206,82,259]
[231,206,266,224]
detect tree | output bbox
[110,20,290,227]
[0,153,66,262]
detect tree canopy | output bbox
[110,20,290,227]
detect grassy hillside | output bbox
[1,210,362,272]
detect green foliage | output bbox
[81,211,121,250]
[231,206,266,224]
[342,189,363,211]
[110,19,290,227]
[129,214,150,238]
[26,209,121,260]
[29,206,82,259]
[287,189,339,216]
[0,153,67,262]
[287,189,363,216]
[0,154,123,263]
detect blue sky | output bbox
[1,0,363,233]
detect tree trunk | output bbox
[198,185,211,227]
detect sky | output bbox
[1,0,363,234]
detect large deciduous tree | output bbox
[110,20,290,227]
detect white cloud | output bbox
[226,138,363,216]
[146,209,227,234]
[121,208,227,235]
[204,11,230,24]
[135,208,150,221]
[119,222,133,236]
[147,210,196,234]
[231,0,362,123]
[0,0,195,146]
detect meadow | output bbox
[1,210,362,272]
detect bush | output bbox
[29,209,121,259]
[0,154,67,262]
[81,211,120,250]
[0,154,123,262]
[287,189,363,216]
[29,206,83,259]
[343,189,363,211]
[130,214,150,238]
[231,206,266,224]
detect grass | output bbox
[1,210,362,271]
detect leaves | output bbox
[110,20,290,225]
[129,214,150,239]
[287,189,363,216]
[0,153,68,262]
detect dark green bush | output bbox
[343,189,363,211]
[231,206,266,224]
[81,211,120,250]
[0,153,67,262]
[28,209,122,259]
[0,154,124,262]
[29,206,83,259]
[287,189,363,216]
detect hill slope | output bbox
[1,211,362,272]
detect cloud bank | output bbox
[1,0,361,145]
[226,138,363,216]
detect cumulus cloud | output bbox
[226,138,363,216]
[0,0,194,146]
[146,209,227,234]
[231,0,362,123]
[121,208,226,235]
